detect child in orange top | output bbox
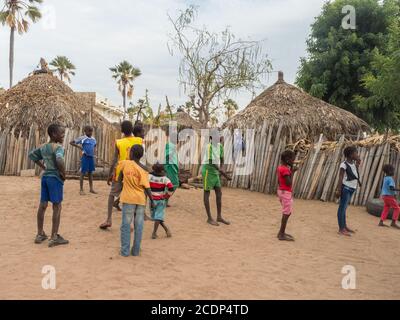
[277,150,297,241]
[117,145,154,257]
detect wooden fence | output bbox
[1,122,395,206]
[0,124,120,176]
[224,123,394,206]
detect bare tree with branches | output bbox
[168,6,272,127]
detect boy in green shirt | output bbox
[29,124,69,248]
[202,134,231,226]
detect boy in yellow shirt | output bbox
[118,144,154,257]
[100,121,144,230]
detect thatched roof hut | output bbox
[0,73,111,137]
[223,72,370,141]
[159,109,202,130]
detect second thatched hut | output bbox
[222,72,370,197]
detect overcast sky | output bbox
[0,0,327,113]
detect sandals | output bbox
[99,222,112,230]
[278,234,295,241]
[34,233,48,244]
[48,234,69,248]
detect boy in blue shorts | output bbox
[70,125,97,195]
[29,124,69,248]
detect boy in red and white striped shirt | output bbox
[149,163,175,239]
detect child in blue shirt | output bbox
[70,125,97,195]
[29,124,69,247]
[379,164,400,229]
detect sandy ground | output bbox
[0,176,399,300]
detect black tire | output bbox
[366,198,392,219]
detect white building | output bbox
[77,92,123,124]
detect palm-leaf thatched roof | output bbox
[0,73,111,137]
[159,109,203,130]
[223,72,370,141]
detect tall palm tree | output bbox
[0,0,42,88]
[109,60,141,119]
[50,56,76,83]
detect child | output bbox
[202,131,232,226]
[335,146,361,237]
[117,144,154,257]
[70,125,97,195]
[379,164,400,229]
[149,163,175,239]
[277,150,297,241]
[99,121,144,230]
[29,124,69,248]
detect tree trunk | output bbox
[9,27,15,88]
[60,73,63,82]
[123,84,127,120]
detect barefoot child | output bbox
[277,150,297,241]
[29,124,69,247]
[335,146,361,237]
[379,164,400,229]
[118,145,154,257]
[202,131,232,226]
[149,163,175,239]
[70,125,97,195]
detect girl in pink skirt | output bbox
[277,150,297,241]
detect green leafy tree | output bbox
[168,6,271,127]
[296,0,395,121]
[110,60,141,119]
[128,89,154,124]
[50,56,76,83]
[223,98,239,120]
[0,0,42,88]
[355,1,400,130]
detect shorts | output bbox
[81,155,95,174]
[109,180,122,197]
[277,189,293,216]
[151,200,166,222]
[41,176,64,204]
[202,169,221,191]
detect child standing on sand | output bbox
[277,150,297,241]
[29,124,69,247]
[379,164,400,229]
[70,125,97,195]
[149,163,175,239]
[117,145,154,257]
[335,146,361,237]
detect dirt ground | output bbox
[0,176,399,300]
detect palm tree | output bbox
[0,0,42,88]
[50,56,76,83]
[109,60,141,119]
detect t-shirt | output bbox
[340,161,359,190]
[29,143,65,183]
[74,135,96,157]
[149,173,174,200]
[202,143,223,176]
[277,165,292,192]
[114,136,143,181]
[165,142,178,166]
[118,160,150,206]
[381,176,396,196]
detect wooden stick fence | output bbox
[0,123,119,176]
[0,122,395,207]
